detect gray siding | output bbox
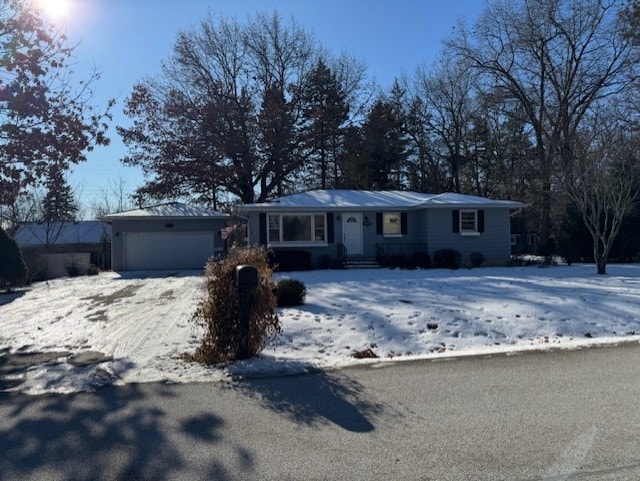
[366,210,422,257]
[248,209,420,263]
[247,211,340,266]
[110,218,227,270]
[426,208,511,265]
[246,207,512,266]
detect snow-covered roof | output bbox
[104,202,230,220]
[419,192,526,209]
[14,221,111,247]
[238,190,526,211]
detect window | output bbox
[459,210,480,235]
[268,215,281,243]
[383,212,401,236]
[453,209,484,235]
[314,214,325,241]
[267,213,326,244]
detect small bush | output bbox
[66,259,81,277]
[191,247,280,364]
[87,265,100,276]
[268,249,312,271]
[379,254,408,269]
[433,249,462,269]
[470,251,485,268]
[409,252,432,269]
[315,254,333,270]
[21,249,47,283]
[276,279,306,307]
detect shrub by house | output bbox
[276,279,306,307]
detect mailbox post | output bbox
[235,264,258,359]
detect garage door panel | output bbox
[124,232,215,270]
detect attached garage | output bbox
[105,202,230,271]
[123,231,215,270]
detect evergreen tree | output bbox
[0,227,27,289]
[42,171,78,222]
[621,0,640,44]
[258,85,297,198]
[338,126,370,188]
[361,99,407,190]
[299,60,349,189]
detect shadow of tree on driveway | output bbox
[0,383,251,481]
[230,363,387,433]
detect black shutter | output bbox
[452,210,460,233]
[477,210,485,233]
[259,213,267,245]
[327,213,334,244]
[401,212,408,235]
[376,212,383,235]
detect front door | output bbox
[342,212,363,256]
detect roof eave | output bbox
[104,213,231,221]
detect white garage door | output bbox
[123,232,215,270]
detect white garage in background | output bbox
[105,202,231,271]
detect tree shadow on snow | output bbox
[113,269,204,280]
[230,363,386,433]
[0,383,251,481]
[0,289,27,306]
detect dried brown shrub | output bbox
[191,247,280,364]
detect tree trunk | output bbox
[596,260,607,275]
[594,238,607,275]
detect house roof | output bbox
[103,202,230,220]
[14,221,111,247]
[238,190,526,211]
[418,192,526,209]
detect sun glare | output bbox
[36,0,71,22]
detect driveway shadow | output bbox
[231,363,385,433]
[0,383,247,481]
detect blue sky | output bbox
[53,0,486,213]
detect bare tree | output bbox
[0,189,40,234]
[119,10,321,205]
[448,0,639,253]
[91,174,135,219]
[413,56,478,193]
[564,110,639,274]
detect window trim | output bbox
[459,209,480,236]
[382,211,402,237]
[267,212,328,246]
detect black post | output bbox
[235,265,258,360]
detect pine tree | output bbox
[0,227,27,289]
[361,99,407,190]
[42,171,78,222]
[299,60,349,189]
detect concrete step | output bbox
[343,258,380,269]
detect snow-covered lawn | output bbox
[1,264,640,395]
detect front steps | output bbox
[342,258,380,269]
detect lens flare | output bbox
[36,0,71,22]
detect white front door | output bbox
[342,212,363,255]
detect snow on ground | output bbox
[1,264,640,395]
